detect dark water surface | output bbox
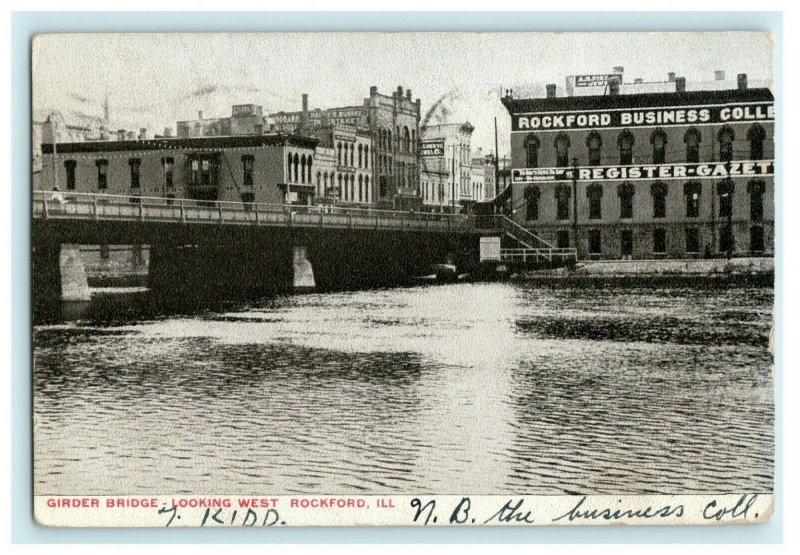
[33,282,774,495]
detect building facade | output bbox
[268,86,422,209]
[501,75,774,259]
[305,124,374,206]
[39,134,320,206]
[419,122,474,212]
[176,104,266,138]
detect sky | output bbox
[32,32,774,155]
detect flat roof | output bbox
[41,133,319,154]
[501,87,774,114]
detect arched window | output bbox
[337,142,342,165]
[747,124,766,160]
[316,171,322,195]
[651,181,668,218]
[684,128,702,163]
[554,133,570,168]
[403,126,410,152]
[684,181,701,218]
[587,183,603,220]
[64,160,77,190]
[524,134,540,167]
[358,144,363,168]
[287,153,293,181]
[586,132,602,166]
[349,144,354,167]
[717,179,735,218]
[364,145,369,168]
[306,156,312,184]
[555,184,571,220]
[748,180,765,221]
[300,155,307,184]
[618,130,634,165]
[718,126,735,162]
[293,153,300,184]
[617,182,634,219]
[650,129,667,164]
[337,174,342,198]
[358,175,364,203]
[395,126,400,151]
[524,185,540,221]
[411,130,416,153]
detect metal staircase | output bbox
[477,215,577,264]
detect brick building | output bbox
[419,122,474,213]
[39,134,320,206]
[501,74,774,259]
[268,86,422,209]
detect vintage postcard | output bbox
[31,31,775,527]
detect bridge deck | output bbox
[33,191,483,234]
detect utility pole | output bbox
[50,115,58,191]
[451,143,456,214]
[571,157,579,239]
[494,117,500,199]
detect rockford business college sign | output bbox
[512,161,775,183]
[512,102,774,131]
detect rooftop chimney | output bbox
[301,93,309,128]
[406,88,412,99]
[715,70,726,81]
[117,129,126,141]
[198,110,203,120]
[738,73,748,90]
[164,127,174,138]
[369,85,378,95]
[608,78,620,96]
[545,84,557,98]
[138,128,148,140]
[668,72,676,82]
[397,85,404,96]
[675,77,687,93]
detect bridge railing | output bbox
[33,191,475,233]
[501,247,578,263]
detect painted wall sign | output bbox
[420,140,446,157]
[574,73,623,87]
[512,160,775,183]
[512,102,775,131]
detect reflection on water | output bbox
[33,282,774,495]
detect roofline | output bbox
[41,133,319,154]
[501,87,775,115]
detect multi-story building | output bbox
[304,123,374,206]
[268,86,421,209]
[419,122,474,212]
[176,104,266,138]
[501,73,774,259]
[39,134,320,206]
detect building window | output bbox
[718,179,734,218]
[617,182,634,219]
[651,129,667,164]
[718,126,735,162]
[587,183,603,220]
[653,228,667,254]
[525,134,540,167]
[337,174,343,198]
[358,144,363,168]
[685,228,700,254]
[588,229,602,255]
[306,156,312,184]
[684,128,701,163]
[161,157,174,188]
[556,230,570,249]
[241,155,254,186]
[365,176,370,202]
[64,160,76,190]
[555,185,571,220]
[349,144,355,167]
[524,185,540,220]
[748,180,765,221]
[748,124,766,160]
[403,127,411,152]
[720,226,735,254]
[293,153,300,183]
[96,159,108,189]
[586,132,602,166]
[750,226,765,253]
[618,130,634,165]
[337,143,343,165]
[684,181,701,218]
[358,175,364,203]
[651,182,668,218]
[128,158,141,188]
[620,229,633,257]
[300,155,307,184]
[380,175,387,197]
[364,146,369,168]
[100,244,110,260]
[554,133,570,167]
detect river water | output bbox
[33,281,774,496]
